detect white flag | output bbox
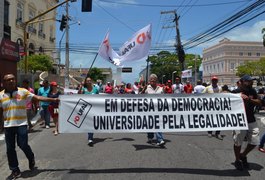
[119,24,152,62]
[98,31,121,66]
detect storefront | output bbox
[0,38,19,90]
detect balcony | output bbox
[49,37,55,43]
[16,18,23,26]
[38,30,46,39]
[28,26,37,34]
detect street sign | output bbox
[122,67,132,73]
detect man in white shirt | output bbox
[202,76,223,140]
[172,77,184,94]
[145,74,165,146]
[194,80,206,94]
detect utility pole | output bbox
[161,10,185,71]
[65,1,70,88]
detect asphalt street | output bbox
[0,113,264,180]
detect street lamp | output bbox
[162,75,166,84]
[172,71,177,84]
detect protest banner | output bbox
[59,93,248,133]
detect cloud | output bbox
[95,0,137,8]
[197,20,265,49]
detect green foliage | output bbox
[149,51,202,83]
[27,54,53,73]
[236,57,265,77]
[87,67,106,82]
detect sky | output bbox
[56,0,265,83]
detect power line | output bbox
[183,0,265,48]
[98,0,253,8]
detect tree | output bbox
[236,57,265,77]
[87,67,106,82]
[149,51,202,83]
[18,54,54,73]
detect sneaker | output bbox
[88,139,93,146]
[156,140,165,146]
[54,131,58,136]
[258,147,265,153]
[234,160,243,171]
[29,159,35,170]
[208,133,212,138]
[7,169,21,180]
[215,134,223,140]
[147,138,153,144]
[45,125,50,129]
[239,155,249,169]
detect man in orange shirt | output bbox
[184,81,193,94]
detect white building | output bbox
[202,38,265,85]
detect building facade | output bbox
[8,0,58,59]
[202,38,265,85]
[0,0,3,39]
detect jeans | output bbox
[41,106,50,126]
[88,133,94,140]
[260,132,265,148]
[5,125,34,171]
[147,132,164,142]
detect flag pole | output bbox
[86,53,98,78]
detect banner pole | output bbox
[86,53,98,78]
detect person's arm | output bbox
[241,94,262,106]
[32,95,59,103]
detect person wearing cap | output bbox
[38,79,51,129]
[48,82,61,136]
[164,80,173,94]
[172,76,184,94]
[231,74,261,170]
[202,76,223,140]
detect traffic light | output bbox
[82,0,92,12]
[59,15,67,31]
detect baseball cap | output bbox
[211,76,218,80]
[240,75,255,81]
[50,81,58,86]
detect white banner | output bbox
[59,93,248,133]
[182,69,192,78]
[119,24,152,62]
[63,88,78,95]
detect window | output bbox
[239,52,243,56]
[248,52,251,56]
[28,10,35,30]
[4,1,9,25]
[16,2,23,23]
[230,63,235,71]
[257,52,261,57]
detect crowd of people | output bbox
[1,72,265,178]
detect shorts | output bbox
[48,105,59,119]
[233,121,260,146]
